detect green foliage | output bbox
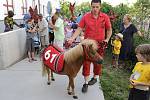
[101,2,113,14]
[134,34,150,48]
[75,2,90,15]
[60,1,71,18]
[129,0,150,29]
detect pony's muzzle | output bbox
[96,59,103,64]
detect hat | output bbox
[8,10,14,17]
[23,14,31,20]
[115,33,123,40]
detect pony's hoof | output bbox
[47,82,51,85]
[73,96,78,99]
[68,92,72,95]
[51,78,55,81]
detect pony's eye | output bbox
[91,51,96,55]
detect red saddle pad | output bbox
[43,45,64,73]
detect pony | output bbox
[42,39,103,99]
[69,2,75,18]
[29,5,39,23]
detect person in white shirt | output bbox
[49,12,65,50]
[38,14,49,48]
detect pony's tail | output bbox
[42,62,47,77]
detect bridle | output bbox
[82,41,107,63]
[82,44,96,61]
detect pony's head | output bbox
[64,39,103,64]
[81,39,103,64]
[29,6,39,23]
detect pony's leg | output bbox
[70,77,78,99]
[46,68,51,85]
[51,71,55,81]
[67,77,72,95]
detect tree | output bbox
[60,1,70,18]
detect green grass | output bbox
[100,50,131,100]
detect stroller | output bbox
[33,32,41,54]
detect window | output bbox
[21,0,27,15]
[3,0,14,15]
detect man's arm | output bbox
[14,21,21,28]
[104,28,112,43]
[67,27,82,44]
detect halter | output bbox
[82,42,106,63]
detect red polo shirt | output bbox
[79,12,111,41]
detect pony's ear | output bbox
[34,5,38,14]
[29,6,33,13]
[73,3,75,6]
[29,6,34,17]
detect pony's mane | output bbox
[80,39,98,50]
[64,39,98,63]
[64,44,83,64]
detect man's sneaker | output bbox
[82,84,88,93]
[88,78,97,85]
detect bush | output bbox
[133,34,150,48]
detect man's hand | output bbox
[103,39,109,43]
[67,38,74,45]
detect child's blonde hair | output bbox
[135,44,150,62]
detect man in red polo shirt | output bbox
[68,0,112,93]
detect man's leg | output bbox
[88,63,102,85]
[88,44,105,85]
[82,61,91,93]
[40,36,46,48]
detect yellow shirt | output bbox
[112,39,121,54]
[132,62,150,84]
[5,16,14,29]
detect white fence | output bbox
[0,28,26,69]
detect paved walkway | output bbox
[0,56,105,100]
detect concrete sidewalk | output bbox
[0,57,105,100]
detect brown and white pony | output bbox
[42,39,103,99]
[29,5,39,23]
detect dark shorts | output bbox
[112,54,119,60]
[49,31,54,42]
[26,38,35,52]
[128,88,149,100]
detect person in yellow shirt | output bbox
[111,33,123,67]
[128,44,150,100]
[4,10,21,32]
